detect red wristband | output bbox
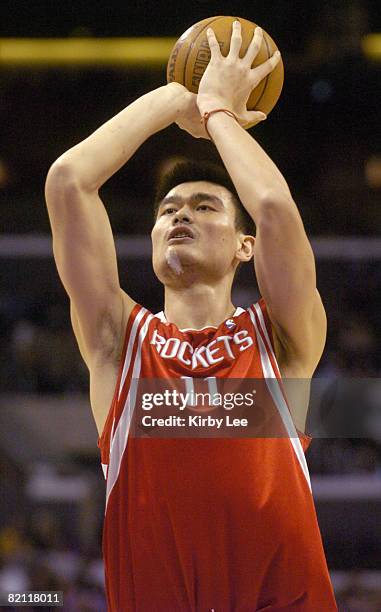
[201,108,239,141]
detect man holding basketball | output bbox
[46,22,337,611]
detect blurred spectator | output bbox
[336,314,378,375]
[10,304,88,393]
[335,570,381,611]
[307,0,369,62]
[0,513,107,611]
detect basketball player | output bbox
[45,23,337,610]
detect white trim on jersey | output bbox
[106,312,154,510]
[253,303,278,370]
[118,307,148,401]
[107,307,148,455]
[248,305,312,491]
[155,306,245,331]
[154,311,166,323]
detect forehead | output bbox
[165,180,234,206]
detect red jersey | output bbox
[98,299,337,611]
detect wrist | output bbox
[200,109,240,141]
[197,96,231,116]
[165,83,192,119]
[166,82,187,97]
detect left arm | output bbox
[196,111,326,376]
[195,23,326,376]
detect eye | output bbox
[196,204,213,211]
[161,207,177,215]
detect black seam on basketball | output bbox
[252,33,271,110]
[183,16,224,88]
[167,39,185,82]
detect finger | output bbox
[250,50,281,85]
[206,27,222,61]
[243,26,263,67]
[227,20,242,59]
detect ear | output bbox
[236,234,255,263]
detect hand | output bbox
[175,91,210,139]
[197,22,281,128]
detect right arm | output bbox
[45,83,189,433]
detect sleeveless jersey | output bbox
[98,299,337,611]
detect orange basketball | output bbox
[167,16,284,118]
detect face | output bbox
[151,180,253,285]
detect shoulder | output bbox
[118,294,170,354]
[239,298,272,337]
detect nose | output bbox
[173,206,193,224]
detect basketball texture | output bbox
[167,16,284,116]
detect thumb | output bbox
[244,111,267,127]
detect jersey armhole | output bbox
[251,298,313,450]
[97,302,145,463]
[256,297,276,353]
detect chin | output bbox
[153,249,200,284]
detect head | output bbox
[151,159,255,286]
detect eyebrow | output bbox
[159,192,224,210]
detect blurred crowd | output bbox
[2,300,89,395]
[0,510,106,612]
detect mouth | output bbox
[167,226,195,243]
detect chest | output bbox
[141,323,263,376]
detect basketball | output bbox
[167,16,284,118]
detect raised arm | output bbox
[196,23,326,378]
[45,84,189,372]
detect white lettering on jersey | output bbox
[150,329,166,353]
[205,339,224,364]
[233,329,254,352]
[191,346,209,369]
[150,327,254,369]
[161,337,180,359]
[177,341,192,366]
[216,335,235,359]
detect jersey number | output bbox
[181,376,232,410]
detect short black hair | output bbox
[154,159,255,235]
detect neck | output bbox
[163,277,236,330]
